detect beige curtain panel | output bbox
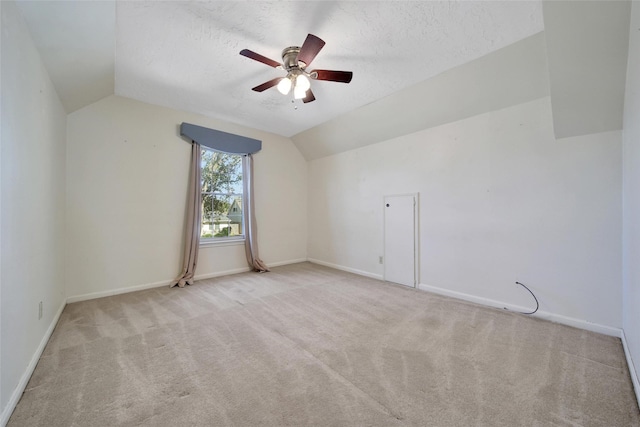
[171,142,202,287]
[243,154,269,272]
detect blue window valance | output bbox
[180,122,262,154]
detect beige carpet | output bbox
[8,262,640,426]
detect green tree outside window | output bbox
[201,148,243,239]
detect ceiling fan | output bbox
[240,34,353,104]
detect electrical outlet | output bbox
[379,256,383,264]
[38,301,43,320]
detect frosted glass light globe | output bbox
[295,74,311,92]
[277,77,292,95]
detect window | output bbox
[200,148,244,242]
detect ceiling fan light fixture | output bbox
[241,33,353,104]
[277,77,292,95]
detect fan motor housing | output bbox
[282,46,305,70]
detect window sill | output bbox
[199,237,245,248]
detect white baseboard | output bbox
[67,259,310,303]
[621,330,640,407]
[195,259,310,280]
[68,268,251,303]
[267,258,308,268]
[307,258,383,281]
[194,266,252,281]
[1,299,66,427]
[66,278,173,303]
[417,283,621,337]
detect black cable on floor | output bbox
[515,281,539,315]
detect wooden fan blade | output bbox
[312,69,353,83]
[240,49,281,68]
[252,78,282,92]
[302,89,316,103]
[297,34,325,67]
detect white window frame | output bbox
[200,147,245,247]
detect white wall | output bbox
[1,0,67,421]
[308,97,622,329]
[622,0,640,402]
[66,95,307,300]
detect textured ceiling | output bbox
[17,1,543,138]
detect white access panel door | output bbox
[384,194,418,287]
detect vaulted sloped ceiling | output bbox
[543,0,631,140]
[293,32,550,160]
[15,1,115,112]
[15,1,631,160]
